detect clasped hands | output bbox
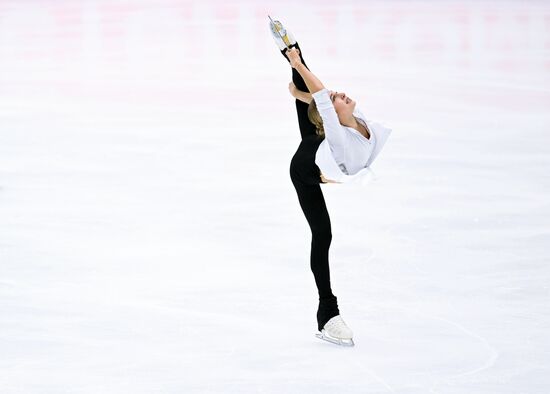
[285,47,302,68]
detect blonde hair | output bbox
[308,99,325,138]
[308,99,363,138]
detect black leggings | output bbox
[282,43,340,332]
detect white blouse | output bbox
[312,88,392,184]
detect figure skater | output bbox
[269,18,392,347]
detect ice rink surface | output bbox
[1,0,549,392]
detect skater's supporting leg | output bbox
[290,147,340,331]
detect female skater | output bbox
[270,18,392,346]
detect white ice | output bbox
[1,1,549,393]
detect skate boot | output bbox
[268,16,296,51]
[315,315,355,347]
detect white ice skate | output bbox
[315,315,355,347]
[268,16,296,51]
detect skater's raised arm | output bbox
[286,47,347,155]
[286,47,324,94]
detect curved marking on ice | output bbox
[363,249,500,393]
[351,357,396,392]
[420,312,500,393]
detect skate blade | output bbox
[268,18,291,47]
[315,331,355,347]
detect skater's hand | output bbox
[288,81,313,104]
[286,47,302,68]
[288,82,297,98]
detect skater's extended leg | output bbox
[280,42,309,92]
[282,43,318,140]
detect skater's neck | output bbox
[339,114,356,129]
[340,116,370,140]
